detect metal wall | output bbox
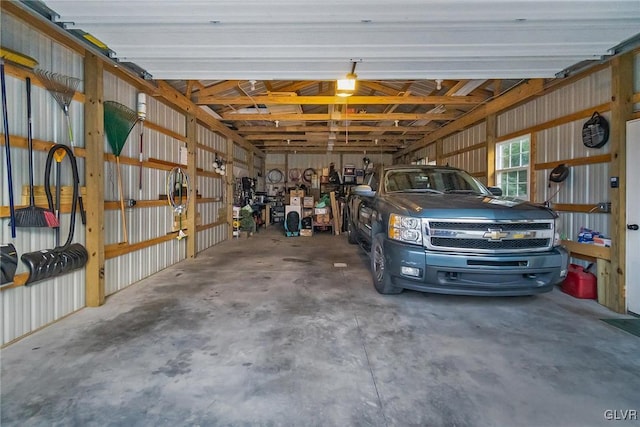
[196,125,227,253]
[412,144,437,164]
[264,152,392,183]
[497,69,613,240]
[442,122,487,174]
[103,70,190,295]
[1,13,230,345]
[1,12,85,345]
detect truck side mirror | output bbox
[353,185,376,197]
[488,187,503,196]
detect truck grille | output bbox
[424,219,555,253]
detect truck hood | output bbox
[384,193,557,220]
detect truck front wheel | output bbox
[371,233,402,294]
[347,219,358,244]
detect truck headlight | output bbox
[389,214,422,245]
[554,220,562,247]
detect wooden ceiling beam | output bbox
[237,125,434,133]
[265,147,398,153]
[358,81,407,96]
[257,141,402,147]
[270,81,318,93]
[397,79,544,156]
[195,80,242,97]
[247,134,418,141]
[200,95,483,106]
[221,112,459,121]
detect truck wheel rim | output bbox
[374,243,384,282]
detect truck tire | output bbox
[371,233,402,294]
[347,219,358,244]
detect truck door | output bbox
[357,171,379,241]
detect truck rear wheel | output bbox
[371,233,402,294]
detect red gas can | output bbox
[561,263,597,299]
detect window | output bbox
[496,135,530,199]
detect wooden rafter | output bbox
[221,112,459,121]
[198,94,484,105]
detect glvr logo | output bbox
[483,229,508,241]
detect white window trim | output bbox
[496,135,531,200]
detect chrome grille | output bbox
[424,219,555,253]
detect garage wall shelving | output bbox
[0,9,247,346]
[0,11,87,345]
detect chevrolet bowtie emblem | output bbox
[483,229,508,241]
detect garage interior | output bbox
[1,1,640,425]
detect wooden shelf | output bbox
[561,240,611,261]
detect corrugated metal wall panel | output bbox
[412,145,436,163]
[443,122,486,154]
[193,126,228,254]
[498,70,611,137]
[1,14,87,346]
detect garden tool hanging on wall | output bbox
[14,77,59,229]
[137,93,147,199]
[1,58,17,238]
[104,101,140,244]
[166,166,191,240]
[20,145,88,285]
[35,68,86,227]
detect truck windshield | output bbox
[384,168,490,195]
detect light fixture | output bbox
[249,80,256,91]
[336,62,358,97]
[436,79,443,90]
[275,120,279,128]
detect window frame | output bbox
[495,134,531,200]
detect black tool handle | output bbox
[1,61,16,238]
[26,77,35,206]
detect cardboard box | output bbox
[290,196,301,206]
[303,196,314,208]
[314,207,329,215]
[290,189,305,198]
[300,229,313,237]
[315,213,331,224]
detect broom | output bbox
[35,69,86,227]
[104,101,139,244]
[14,77,58,228]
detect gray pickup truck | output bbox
[346,165,569,296]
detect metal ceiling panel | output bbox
[42,0,640,80]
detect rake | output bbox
[35,69,86,230]
[35,69,81,149]
[104,101,139,244]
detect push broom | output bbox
[104,101,139,244]
[14,77,58,228]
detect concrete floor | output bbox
[1,226,639,427]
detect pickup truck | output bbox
[346,165,569,296]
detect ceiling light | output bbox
[275,120,279,128]
[336,73,357,97]
[435,79,443,90]
[336,61,358,97]
[249,80,256,91]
